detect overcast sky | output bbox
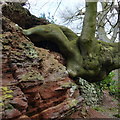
[24,0,85,33]
[26,0,84,18]
[24,0,118,38]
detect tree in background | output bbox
[60,1,119,43]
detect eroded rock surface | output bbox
[1,16,84,120]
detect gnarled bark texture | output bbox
[23,2,120,82]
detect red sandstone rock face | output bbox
[1,16,84,120]
[1,16,111,120]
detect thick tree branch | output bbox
[23,24,73,56]
[23,24,84,77]
[78,2,97,56]
[112,42,120,69]
[23,23,120,82]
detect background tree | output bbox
[60,1,119,43]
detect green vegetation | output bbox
[79,78,103,106]
[68,99,79,108]
[0,87,13,102]
[96,72,120,99]
[93,106,105,112]
[19,70,44,82]
[0,87,13,109]
[61,82,77,89]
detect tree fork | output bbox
[78,2,97,56]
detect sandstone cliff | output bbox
[0,2,113,120]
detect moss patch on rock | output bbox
[0,87,14,110]
[19,70,44,82]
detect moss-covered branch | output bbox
[23,23,120,82]
[23,24,77,56]
[23,24,84,77]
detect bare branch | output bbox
[111,23,119,42]
[97,2,118,43]
[53,0,62,16]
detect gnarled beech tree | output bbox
[23,2,120,82]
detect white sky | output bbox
[26,0,84,19]
[25,0,118,18]
[25,0,84,22]
[25,0,85,33]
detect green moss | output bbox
[61,82,77,88]
[20,43,39,59]
[93,106,105,112]
[1,87,13,94]
[0,103,4,106]
[68,99,78,108]
[4,94,13,99]
[0,34,3,38]
[0,87,13,101]
[19,71,44,82]
[26,48,38,58]
[0,87,13,107]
